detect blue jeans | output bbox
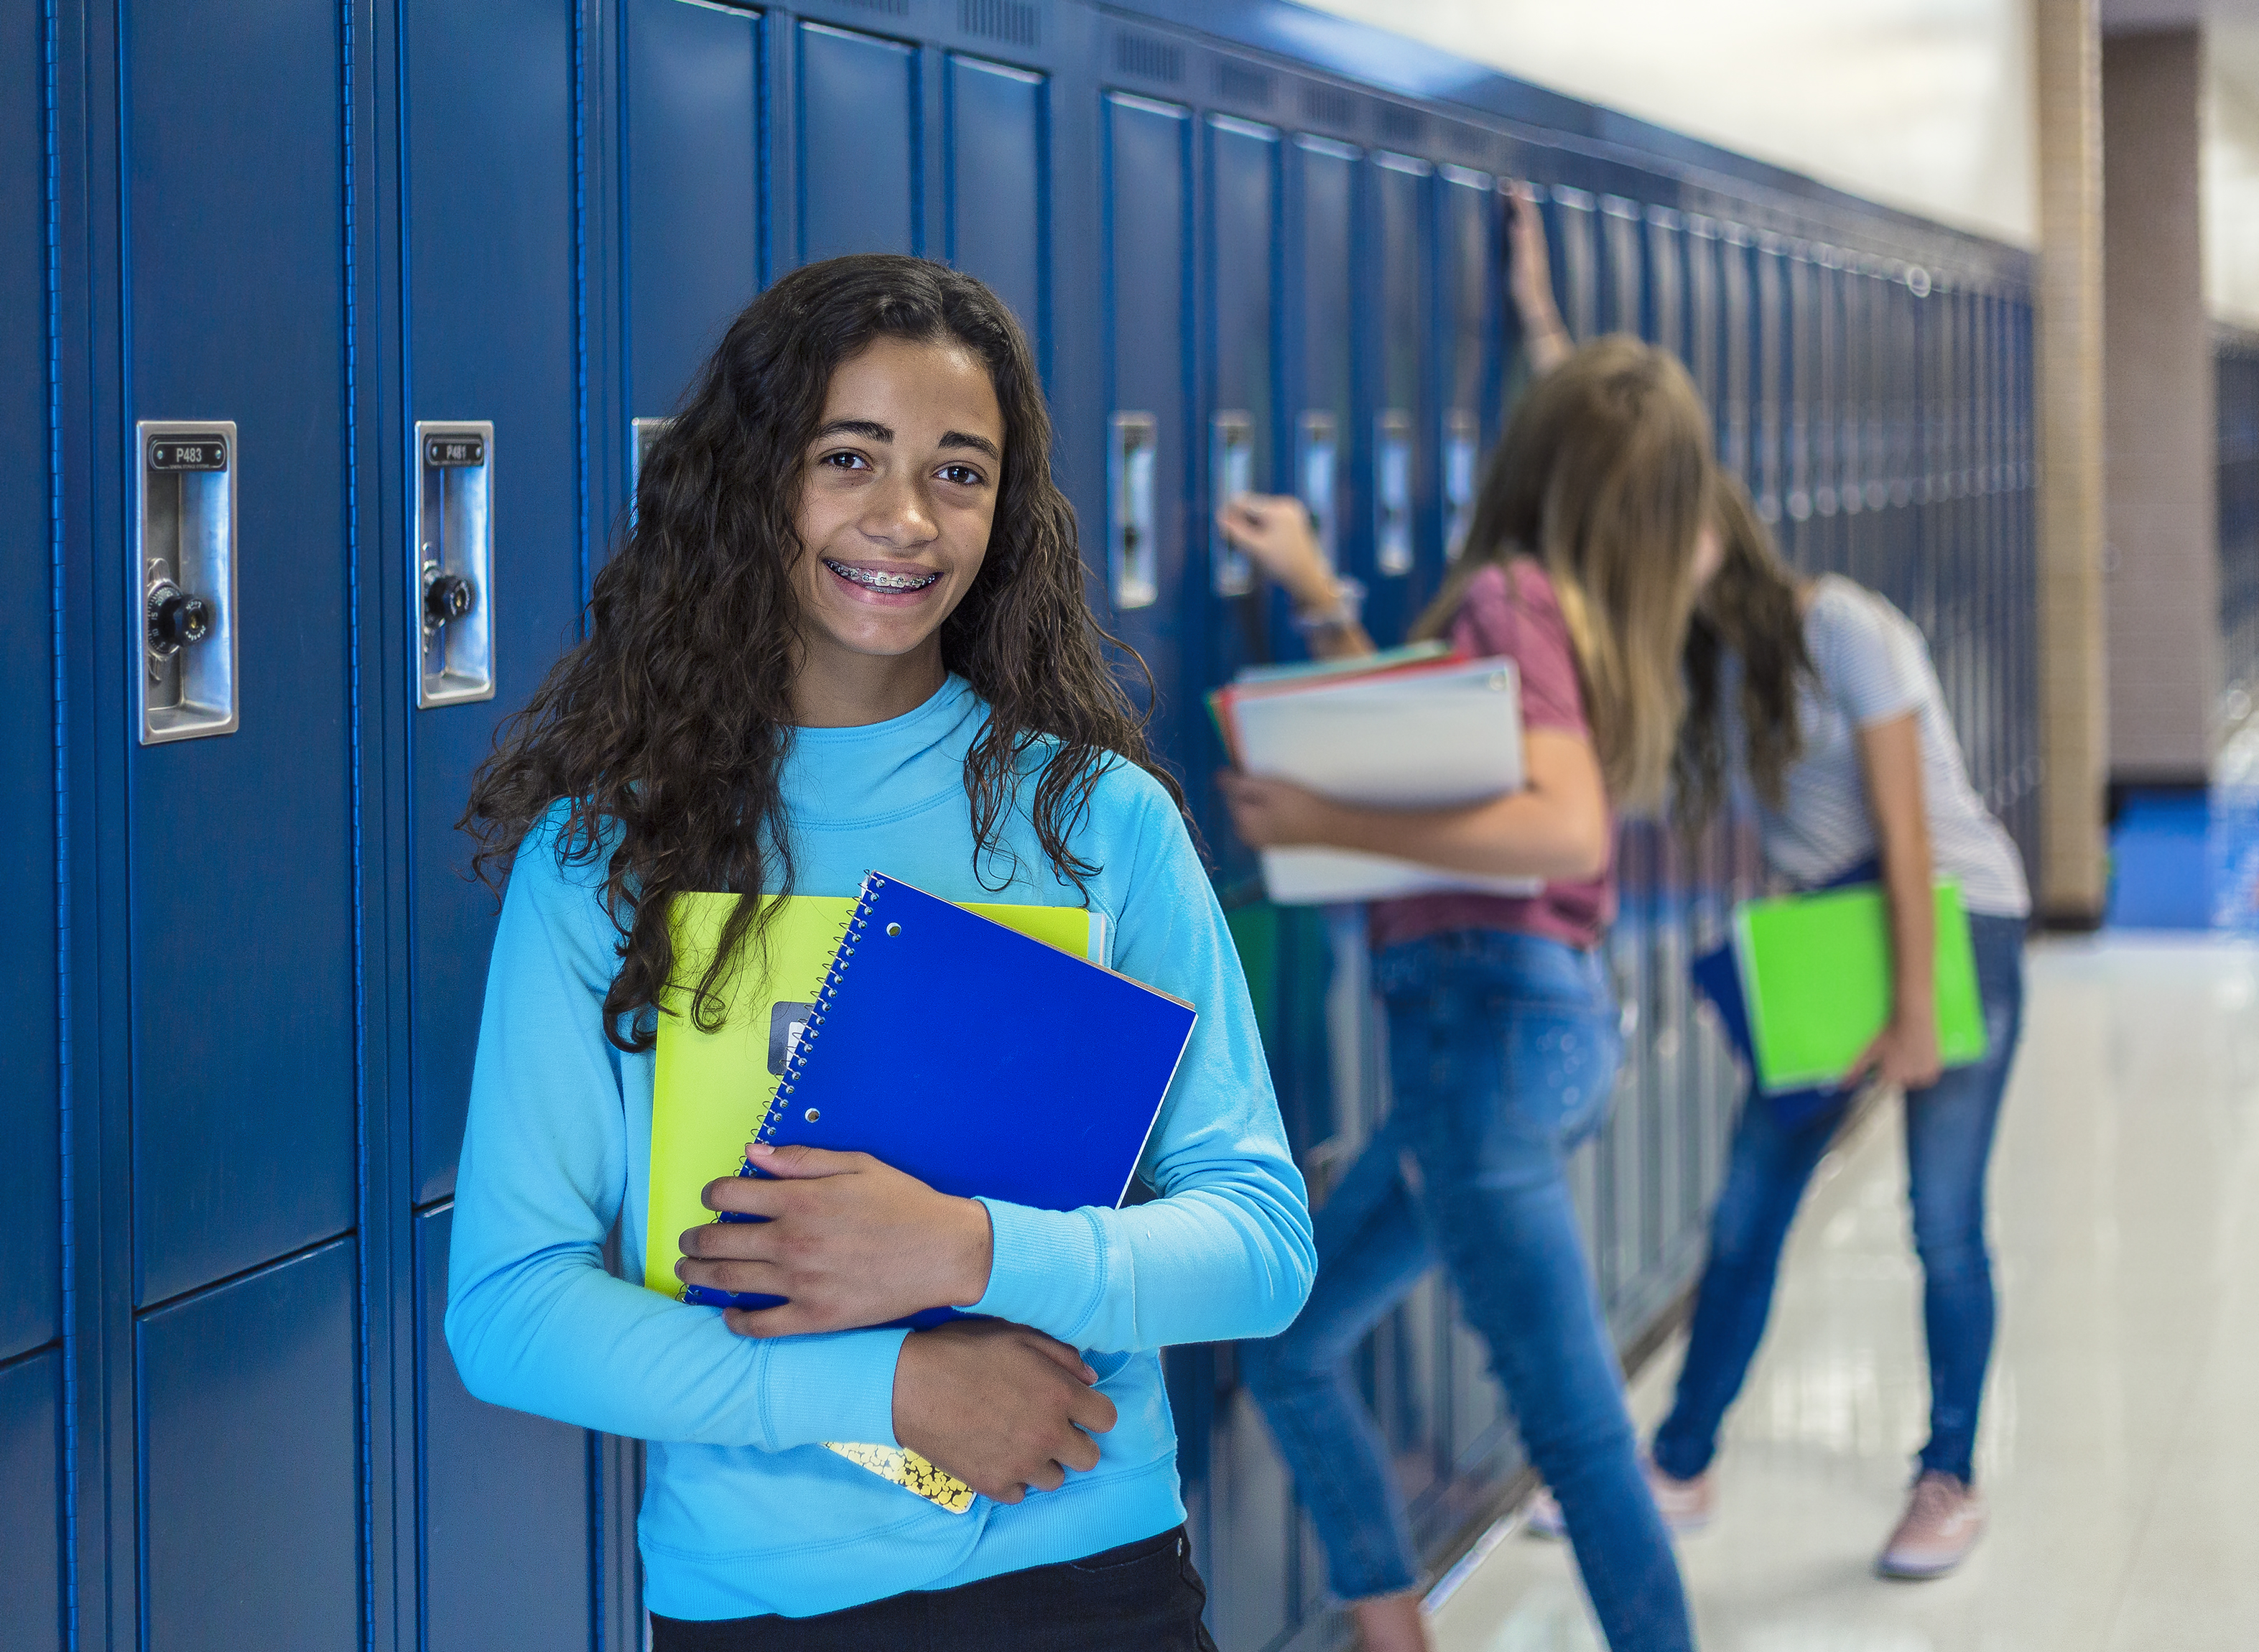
[1653,914,2027,1486]
[1243,931,1694,1652]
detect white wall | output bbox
[2207,23,2259,325]
[1298,0,2041,244]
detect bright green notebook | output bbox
[1732,881,1988,1093]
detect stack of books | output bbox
[1210,642,1536,904]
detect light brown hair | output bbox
[1414,335,1715,813]
[1674,471,1813,828]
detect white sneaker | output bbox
[1877,1472,1985,1579]
[1522,1460,1715,1540]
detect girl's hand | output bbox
[1218,771,1340,850]
[893,1319,1118,1503]
[1215,494,1335,608]
[1506,182,1572,376]
[1846,1006,1944,1092]
[680,1143,994,1335]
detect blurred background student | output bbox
[1529,476,2028,1580]
[1500,186,2031,1582]
[1220,335,1720,1652]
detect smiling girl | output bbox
[445,256,1313,1651]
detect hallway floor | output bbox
[1425,936,2259,1652]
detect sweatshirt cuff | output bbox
[970,1199,1103,1343]
[755,1327,910,1451]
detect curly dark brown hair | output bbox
[1673,471,1814,829]
[462,255,1183,1051]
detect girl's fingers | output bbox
[746,1142,867,1179]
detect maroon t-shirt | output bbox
[1366,558,1616,954]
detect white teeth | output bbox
[823,558,940,593]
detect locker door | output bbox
[123,0,356,1313]
[1754,234,1786,543]
[1103,92,1192,762]
[0,1352,62,1651]
[625,0,762,435]
[402,0,585,1207]
[798,22,919,266]
[139,1240,359,1650]
[1720,223,1753,488]
[1601,193,1644,339]
[0,0,59,1377]
[1293,136,1359,612]
[947,55,1046,353]
[1784,246,1814,558]
[1203,112,1279,873]
[1437,165,1495,566]
[1647,208,1684,366]
[417,1208,593,1651]
[1368,151,1432,641]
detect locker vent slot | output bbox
[1113,31,1184,85]
[1300,83,1355,129]
[959,0,1036,47]
[1215,60,1272,107]
[836,0,912,14]
[1379,105,1425,145]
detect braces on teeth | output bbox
[824,559,940,592]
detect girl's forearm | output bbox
[1881,827,1936,1016]
[1316,789,1608,883]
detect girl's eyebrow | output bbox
[812,419,999,462]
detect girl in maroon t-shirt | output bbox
[1218,336,1720,1652]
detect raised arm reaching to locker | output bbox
[1212,180,1570,664]
[445,255,1312,1651]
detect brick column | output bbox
[2035,0,2112,924]
[2102,27,2221,788]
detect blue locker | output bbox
[626,0,764,430]
[1203,111,1280,876]
[0,0,58,1368]
[798,23,919,266]
[1753,234,1786,542]
[1438,165,1495,565]
[1291,135,1360,610]
[0,1351,62,1651]
[947,55,1047,353]
[1102,91,1192,751]
[417,1207,593,1651]
[1720,223,1754,486]
[1368,151,1432,640]
[137,1239,359,1651]
[402,0,585,1206]
[124,0,357,1310]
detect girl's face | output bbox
[791,336,1005,685]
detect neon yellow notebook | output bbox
[649,891,1099,1513]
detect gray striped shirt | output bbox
[1725,576,2031,918]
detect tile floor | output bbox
[1425,936,2259,1652]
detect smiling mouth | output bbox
[822,558,942,593]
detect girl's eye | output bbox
[937,464,986,488]
[820,450,870,471]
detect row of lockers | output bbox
[1,0,2039,1648]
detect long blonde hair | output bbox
[1414,335,1714,812]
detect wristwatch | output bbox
[1291,575,1366,634]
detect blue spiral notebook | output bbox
[689,871,1197,1325]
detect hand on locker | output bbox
[1506,182,1573,376]
[1215,494,1335,609]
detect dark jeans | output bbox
[1653,913,2027,1486]
[1243,929,1694,1652]
[648,1528,1216,1652]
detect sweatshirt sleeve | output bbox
[444,812,908,1451]
[968,774,1317,1352]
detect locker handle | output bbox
[412,421,497,709]
[134,419,240,743]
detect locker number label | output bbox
[148,437,228,472]
[425,435,487,468]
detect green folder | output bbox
[1732,880,1988,1093]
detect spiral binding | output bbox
[753,870,886,1146]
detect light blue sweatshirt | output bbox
[445,675,1315,1620]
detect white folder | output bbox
[1231,657,1543,905]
